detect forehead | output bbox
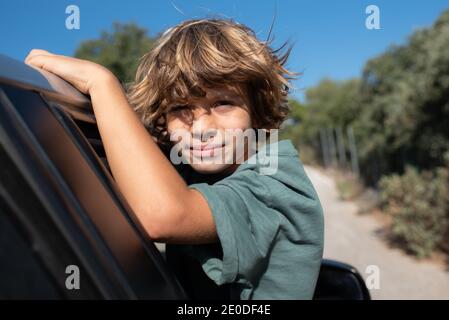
[171,84,248,104]
[204,85,245,99]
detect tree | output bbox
[356,9,449,183]
[284,9,449,185]
[75,22,157,84]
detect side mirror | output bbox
[313,259,371,300]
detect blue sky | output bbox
[0,0,448,101]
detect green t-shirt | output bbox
[166,139,324,300]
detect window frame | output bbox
[0,84,187,299]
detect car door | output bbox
[0,56,188,299]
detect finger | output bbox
[25,49,54,64]
[24,50,51,65]
[25,54,59,74]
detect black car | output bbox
[0,54,370,300]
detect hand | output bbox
[25,49,117,95]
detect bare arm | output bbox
[25,49,217,244]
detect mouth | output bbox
[189,143,225,158]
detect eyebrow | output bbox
[208,90,242,100]
[168,88,244,108]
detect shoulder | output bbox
[216,139,318,203]
[204,138,324,239]
[184,140,324,298]
[216,138,324,238]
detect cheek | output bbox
[166,118,191,147]
[217,108,252,130]
[166,118,187,135]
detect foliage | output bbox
[354,9,449,184]
[284,9,449,186]
[282,9,449,258]
[75,22,156,84]
[379,157,449,258]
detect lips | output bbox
[190,143,224,151]
[190,143,225,158]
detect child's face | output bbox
[166,84,254,174]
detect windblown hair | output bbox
[127,18,297,144]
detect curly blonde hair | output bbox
[127,18,297,144]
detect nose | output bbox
[191,107,218,141]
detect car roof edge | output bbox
[0,54,92,112]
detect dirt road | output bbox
[305,166,449,300]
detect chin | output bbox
[189,162,234,175]
[181,145,238,175]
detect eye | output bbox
[213,100,235,111]
[168,104,194,122]
[168,104,192,117]
[170,104,189,112]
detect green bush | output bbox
[379,164,449,258]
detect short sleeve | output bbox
[188,172,281,289]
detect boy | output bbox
[25,18,324,300]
